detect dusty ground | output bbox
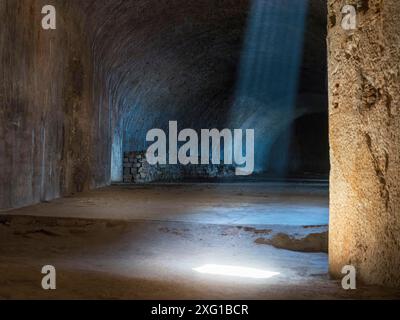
[0,183,399,299]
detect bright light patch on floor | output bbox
[193,264,280,279]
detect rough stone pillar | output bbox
[328,0,400,287]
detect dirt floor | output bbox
[0,183,399,299]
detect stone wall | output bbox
[123,151,235,183]
[0,1,112,210]
[328,0,400,287]
[123,152,158,183]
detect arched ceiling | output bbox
[80,0,327,153]
[82,0,250,151]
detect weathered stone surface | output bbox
[328,0,400,287]
[122,150,237,183]
[255,232,328,253]
[0,0,112,209]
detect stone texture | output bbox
[122,151,236,183]
[0,0,112,209]
[328,0,400,286]
[255,231,328,253]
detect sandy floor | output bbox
[0,183,399,299]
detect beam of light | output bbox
[193,264,280,279]
[228,0,309,174]
[111,128,124,182]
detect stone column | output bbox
[328,0,400,287]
